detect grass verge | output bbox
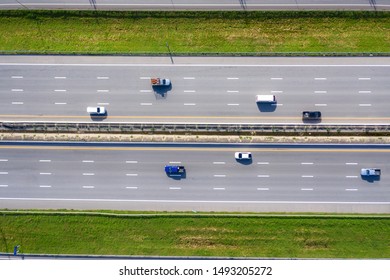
[1,211,389,258]
[0,10,389,54]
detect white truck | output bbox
[87,106,106,115]
[256,95,276,103]
[360,168,381,176]
[151,78,171,86]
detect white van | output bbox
[256,95,276,103]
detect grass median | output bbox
[0,10,389,54]
[1,212,389,258]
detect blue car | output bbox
[165,165,185,174]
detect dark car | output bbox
[302,111,322,121]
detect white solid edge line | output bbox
[2,63,390,67]
[1,197,390,205]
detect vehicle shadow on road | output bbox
[90,113,108,121]
[235,159,253,165]
[256,103,277,112]
[302,119,322,124]
[153,84,173,99]
[361,176,381,183]
[167,172,186,180]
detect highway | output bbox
[0,142,389,213]
[1,0,389,11]
[0,55,389,124]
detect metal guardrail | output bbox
[2,122,390,136]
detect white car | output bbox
[87,106,106,115]
[235,152,252,160]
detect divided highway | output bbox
[0,142,389,213]
[1,0,389,11]
[0,56,389,124]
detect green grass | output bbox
[1,212,389,258]
[0,10,389,54]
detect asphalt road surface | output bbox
[1,0,389,11]
[0,142,389,213]
[0,56,389,124]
